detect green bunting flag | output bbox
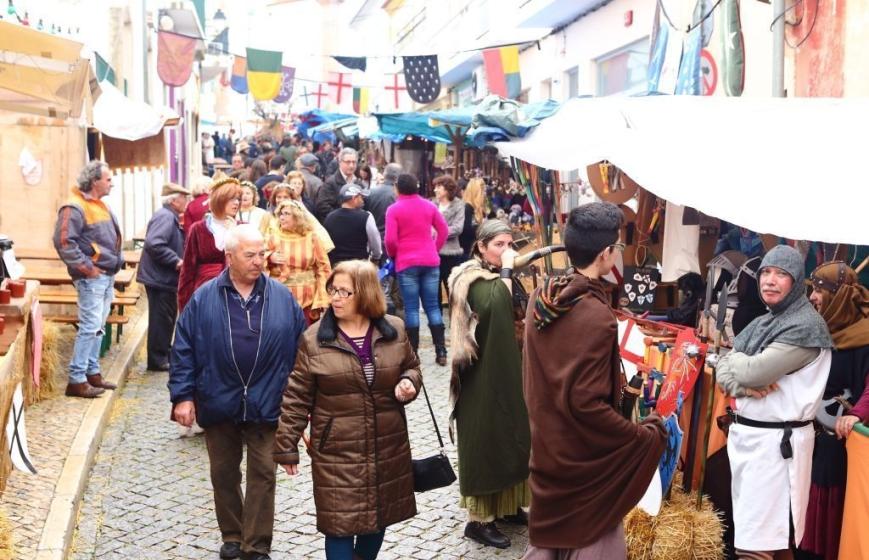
[245,48,283,100]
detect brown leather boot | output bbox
[66,382,105,398]
[86,373,117,390]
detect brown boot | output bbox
[86,373,117,390]
[66,382,105,398]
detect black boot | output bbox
[464,521,510,549]
[406,327,419,356]
[430,324,447,366]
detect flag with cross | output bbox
[384,73,407,110]
[327,72,353,106]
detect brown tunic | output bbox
[523,273,666,549]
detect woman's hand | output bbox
[836,414,860,439]
[395,379,417,402]
[501,248,519,270]
[282,464,300,476]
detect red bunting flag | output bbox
[384,73,407,110]
[157,31,197,87]
[327,72,352,105]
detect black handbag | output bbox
[412,381,457,492]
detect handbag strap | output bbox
[420,381,446,451]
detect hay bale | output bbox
[0,506,13,559]
[692,495,725,560]
[650,490,694,560]
[625,507,656,560]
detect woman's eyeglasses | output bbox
[327,287,354,299]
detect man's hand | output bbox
[744,383,779,399]
[85,266,102,279]
[173,401,196,427]
[176,260,183,271]
[395,379,417,402]
[836,415,860,439]
[282,464,300,476]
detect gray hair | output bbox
[191,175,213,197]
[383,163,402,182]
[77,160,109,192]
[161,193,185,205]
[224,223,263,252]
[338,147,358,162]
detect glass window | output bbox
[566,67,579,98]
[596,38,649,96]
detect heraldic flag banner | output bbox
[482,46,521,99]
[231,56,248,94]
[246,48,283,100]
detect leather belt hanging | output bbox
[727,407,812,459]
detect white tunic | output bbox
[727,349,831,551]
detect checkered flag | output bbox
[402,55,441,104]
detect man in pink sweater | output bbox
[384,173,449,365]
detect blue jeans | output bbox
[324,530,386,560]
[397,266,443,329]
[69,274,114,383]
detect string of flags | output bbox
[157,29,525,111]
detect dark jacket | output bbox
[366,181,396,241]
[273,310,421,536]
[300,168,324,204]
[316,171,356,222]
[53,188,124,279]
[137,205,184,291]
[523,273,666,548]
[168,270,306,427]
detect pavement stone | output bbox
[69,317,530,559]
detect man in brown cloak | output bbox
[522,202,667,559]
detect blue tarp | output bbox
[373,96,560,147]
[296,109,358,140]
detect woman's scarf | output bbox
[734,245,832,355]
[812,262,869,350]
[205,213,236,251]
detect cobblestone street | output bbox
[70,327,529,559]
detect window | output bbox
[596,38,649,96]
[566,67,579,99]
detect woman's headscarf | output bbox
[734,245,832,355]
[471,219,512,260]
[810,261,869,350]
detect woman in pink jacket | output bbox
[385,173,449,365]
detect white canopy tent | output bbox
[92,80,179,141]
[495,96,869,245]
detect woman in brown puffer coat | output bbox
[274,259,422,560]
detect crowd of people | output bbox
[51,145,869,560]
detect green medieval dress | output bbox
[455,277,531,518]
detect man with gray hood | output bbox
[716,244,833,559]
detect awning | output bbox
[494,96,869,245]
[92,80,179,141]
[0,21,94,119]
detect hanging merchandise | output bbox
[482,46,521,99]
[157,30,197,87]
[333,56,367,72]
[620,265,661,313]
[693,0,715,47]
[352,86,369,114]
[661,201,701,282]
[327,72,352,106]
[403,55,440,104]
[230,56,248,94]
[675,27,703,95]
[720,0,745,96]
[273,66,296,103]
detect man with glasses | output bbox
[522,202,667,559]
[169,224,306,560]
[316,146,360,222]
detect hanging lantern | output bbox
[36,18,43,30]
[21,11,29,25]
[6,0,15,17]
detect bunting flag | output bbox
[157,31,197,87]
[230,56,248,94]
[334,56,367,72]
[384,73,407,110]
[301,83,328,109]
[403,55,440,104]
[246,48,283,100]
[482,46,521,99]
[327,72,352,105]
[211,27,229,53]
[273,66,296,103]
[353,87,369,114]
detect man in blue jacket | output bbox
[136,183,190,371]
[169,224,306,560]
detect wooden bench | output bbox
[38,293,140,307]
[44,314,130,326]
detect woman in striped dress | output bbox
[265,199,331,324]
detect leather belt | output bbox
[727,407,812,459]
